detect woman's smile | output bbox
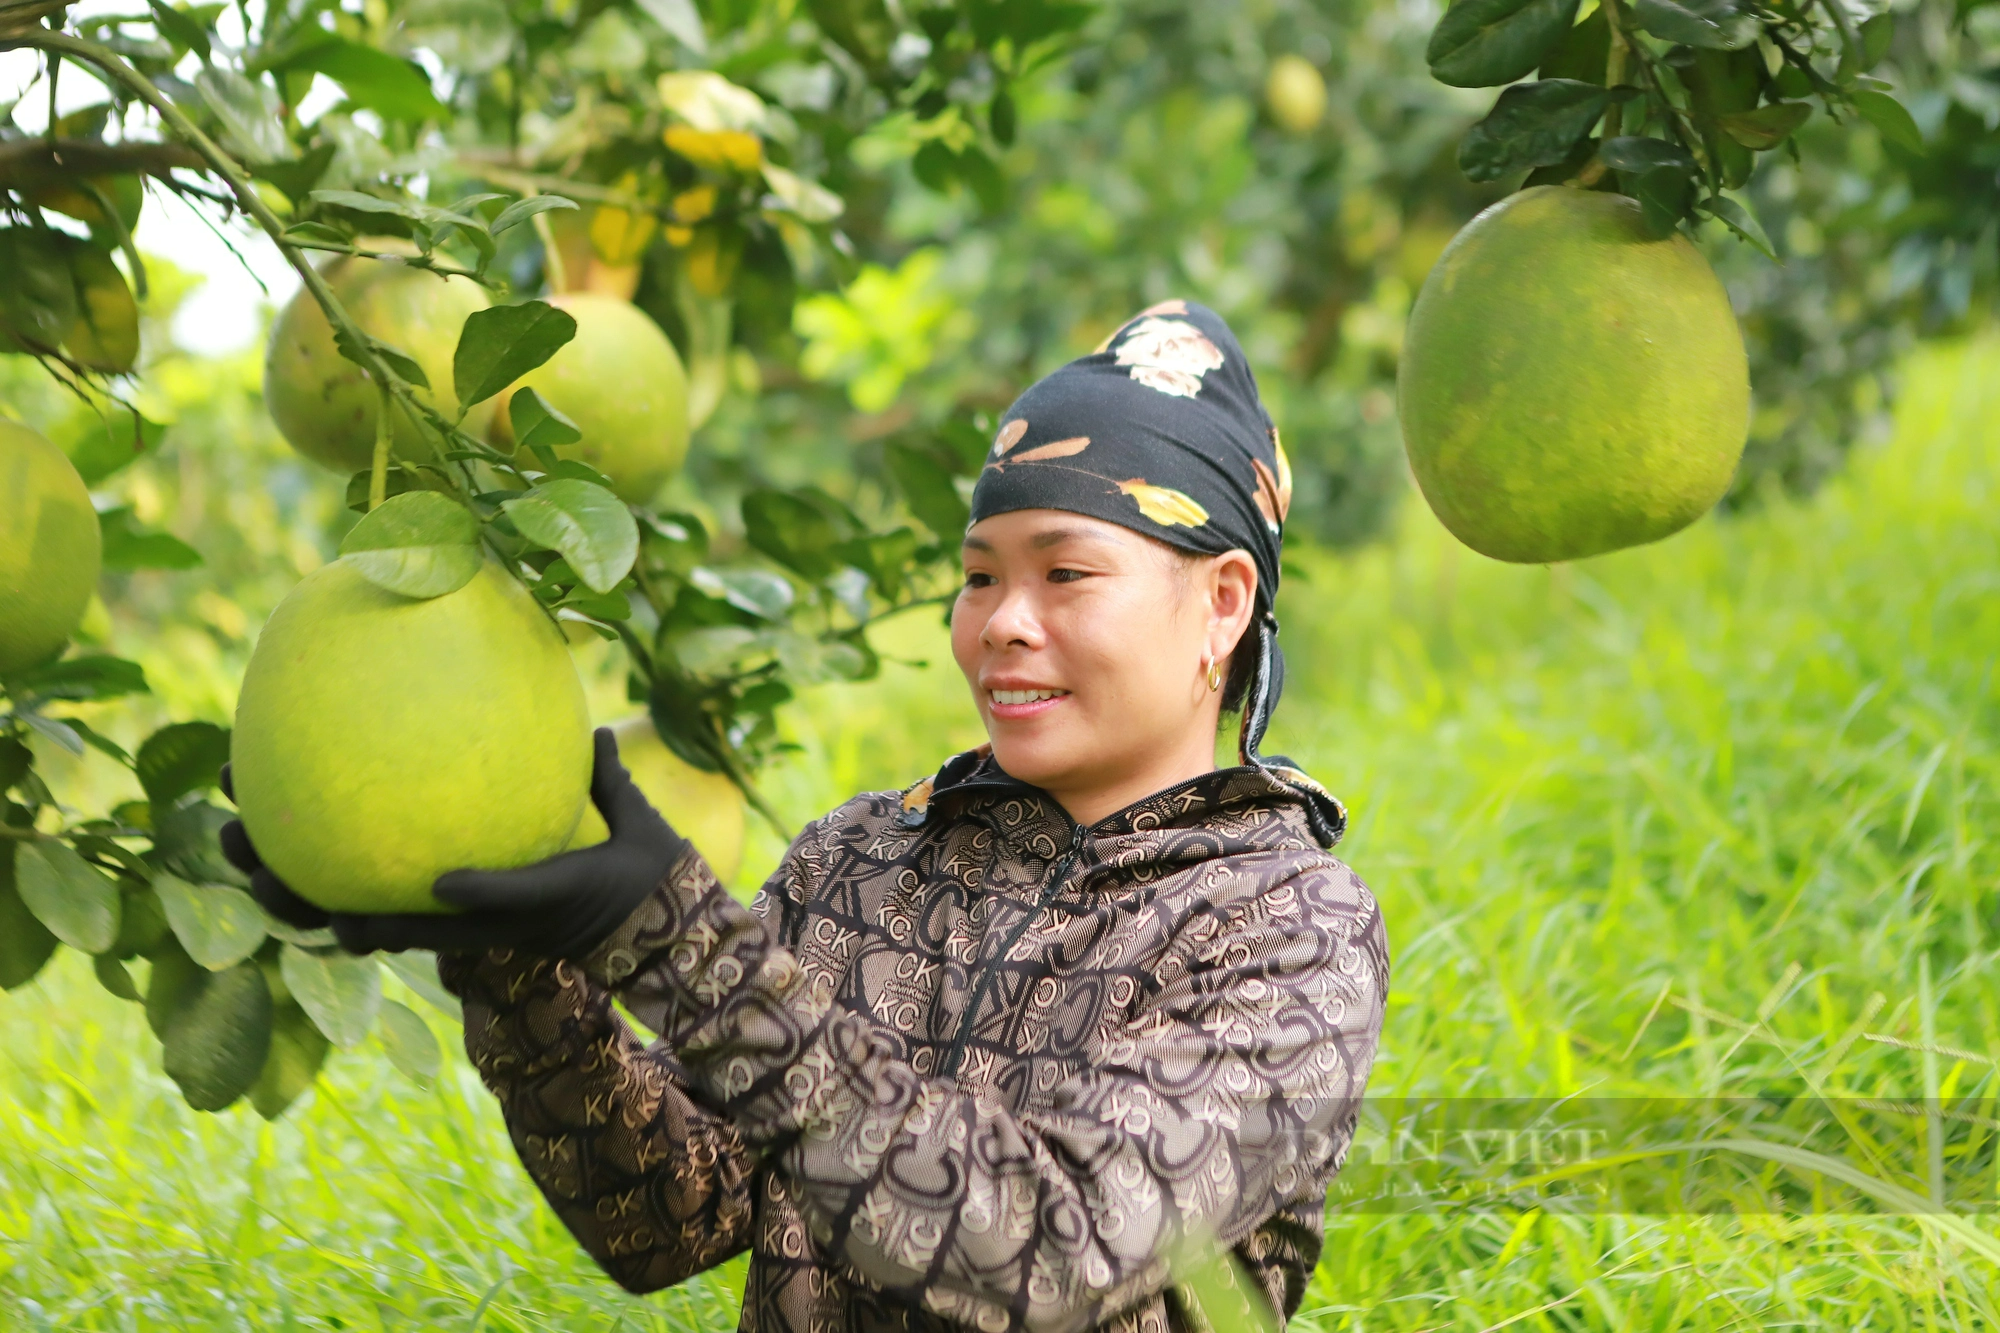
[985,684,1071,717]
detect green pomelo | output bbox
[0,419,102,673]
[1397,186,1750,564]
[264,252,493,474]
[489,293,690,505]
[231,559,592,913]
[568,714,747,886]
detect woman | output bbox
[225,301,1389,1333]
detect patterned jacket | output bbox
[437,747,1388,1333]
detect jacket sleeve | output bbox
[583,836,1388,1333]
[435,864,767,1294]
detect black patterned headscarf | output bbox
[969,300,1345,844]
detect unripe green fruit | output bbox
[231,558,592,913]
[568,715,747,886]
[1266,55,1327,134]
[489,293,690,505]
[264,253,493,474]
[1398,186,1749,563]
[0,420,101,673]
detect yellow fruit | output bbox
[489,293,690,505]
[264,252,493,474]
[569,715,746,886]
[1266,55,1327,134]
[231,559,592,913]
[0,420,101,673]
[1397,186,1749,564]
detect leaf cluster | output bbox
[1429,0,1927,249]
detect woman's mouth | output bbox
[987,688,1070,718]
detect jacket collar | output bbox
[896,745,1347,853]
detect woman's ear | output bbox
[1207,551,1259,656]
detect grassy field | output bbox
[5,335,2000,1329]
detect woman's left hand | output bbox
[222,727,688,957]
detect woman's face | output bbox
[951,508,1257,822]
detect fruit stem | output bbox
[369,381,392,510]
[1603,0,1630,139]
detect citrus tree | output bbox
[0,0,1091,1112]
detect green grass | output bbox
[6,335,2000,1328]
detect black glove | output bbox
[219,727,690,957]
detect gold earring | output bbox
[1205,656,1223,692]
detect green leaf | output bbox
[330,324,431,391]
[0,849,59,991]
[339,490,484,599]
[1856,13,1894,72]
[68,404,166,486]
[453,301,578,409]
[145,938,203,1039]
[1630,0,1757,48]
[281,946,382,1048]
[633,0,707,50]
[154,873,267,970]
[1853,89,1923,153]
[14,840,122,953]
[152,800,249,888]
[61,242,141,374]
[110,883,170,959]
[6,655,149,703]
[743,488,857,579]
[489,195,579,237]
[0,228,79,351]
[20,714,83,756]
[1600,135,1699,175]
[688,565,795,621]
[1427,0,1582,88]
[0,738,30,791]
[148,0,211,60]
[377,999,441,1086]
[1457,79,1612,183]
[252,143,337,206]
[195,68,288,163]
[1719,102,1812,148]
[1632,164,1697,236]
[1537,5,1608,83]
[99,507,202,570]
[507,385,582,451]
[276,35,446,122]
[94,952,141,1000]
[250,1000,330,1119]
[136,721,231,808]
[381,950,462,1018]
[500,479,639,594]
[162,958,273,1112]
[1698,194,1776,256]
[885,441,971,541]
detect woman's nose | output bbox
[980,584,1042,650]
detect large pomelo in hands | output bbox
[568,715,747,886]
[1397,186,1750,563]
[488,293,690,505]
[264,252,493,473]
[231,559,592,913]
[0,420,101,673]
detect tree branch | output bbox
[0,29,433,450]
[0,136,205,183]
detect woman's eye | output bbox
[1048,568,1087,584]
[963,571,996,589]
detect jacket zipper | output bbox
[937,829,1081,1081]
